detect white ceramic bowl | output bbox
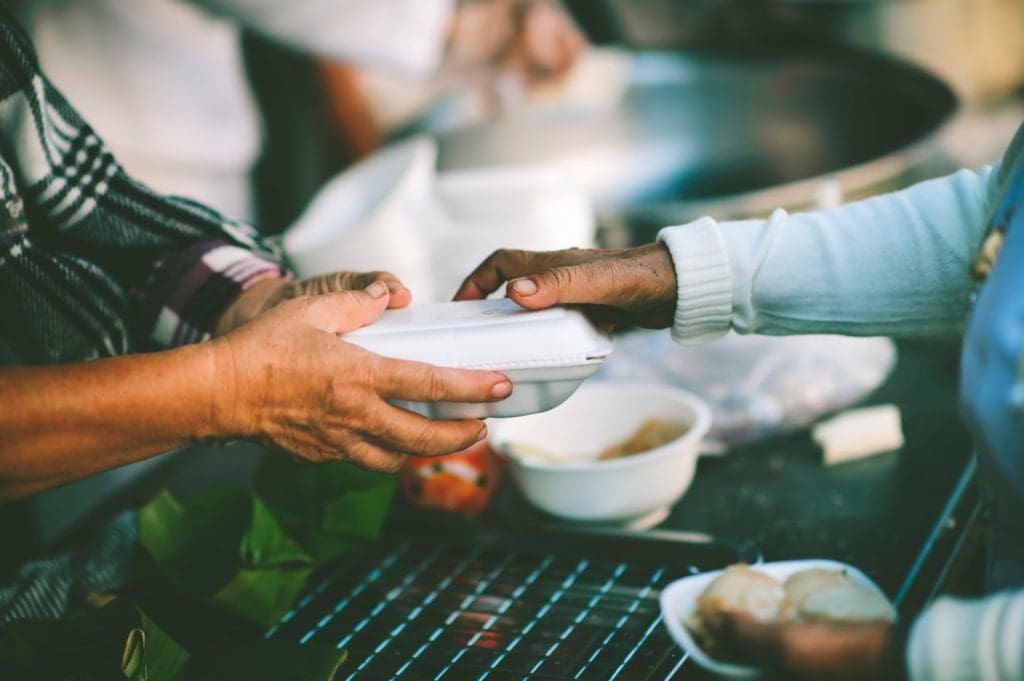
[658,559,892,678]
[488,382,712,526]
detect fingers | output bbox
[369,404,488,458]
[291,285,390,334]
[518,1,585,77]
[506,244,677,321]
[372,356,512,403]
[507,260,624,310]
[359,271,412,309]
[327,439,408,474]
[296,271,412,309]
[453,248,593,301]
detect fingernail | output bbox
[475,425,488,442]
[492,381,512,398]
[511,278,537,296]
[365,281,389,298]
[386,281,404,292]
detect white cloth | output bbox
[24,0,454,221]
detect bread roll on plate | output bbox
[785,568,896,623]
[695,564,790,622]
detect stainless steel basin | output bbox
[415,49,957,246]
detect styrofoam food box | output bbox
[659,559,893,678]
[343,299,613,418]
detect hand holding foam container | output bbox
[344,298,612,518]
[343,299,613,419]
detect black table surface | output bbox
[662,337,973,594]
[352,335,976,680]
[466,336,974,603]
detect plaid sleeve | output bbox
[141,239,290,347]
[0,13,294,362]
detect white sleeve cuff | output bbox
[908,591,1024,681]
[657,217,733,345]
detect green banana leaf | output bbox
[137,487,251,599]
[0,598,188,681]
[16,456,401,679]
[252,457,397,563]
[0,596,347,681]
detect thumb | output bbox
[507,261,618,310]
[300,282,390,334]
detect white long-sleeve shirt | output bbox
[908,592,1024,681]
[658,140,1024,680]
[658,166,1000,344]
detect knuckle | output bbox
[349,271,374,289]
[359,402,388,435]
[289,293,318,310]
[407,424,440,455]
[355,354,384,384]
[545,265,575,289]
[424,369,449,401]
[379,453,407,474]
[495,248,527,266]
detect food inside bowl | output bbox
[504,418,689,465]
[598,419,688,460]
[686,563,896,659]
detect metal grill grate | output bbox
[267,529,751,680]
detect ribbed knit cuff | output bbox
[657,218,733,344]
[907,593,1024,681]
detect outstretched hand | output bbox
[211,282,511,472]
[454,243,679,331]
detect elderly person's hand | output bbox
[702,610,898,681]
[215,270,412,336]
[454,244,678,330]
[212,282,512,472]
[447,0,586,82]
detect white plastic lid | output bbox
[343,299,613,370]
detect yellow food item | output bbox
[597,419,688,460]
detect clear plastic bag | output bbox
[594,330,897,451]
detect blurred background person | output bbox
[12,0,584,232]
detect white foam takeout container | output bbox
[659,559,893,678]
[343,299,613,419]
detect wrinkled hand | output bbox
[704,611,893,681]
[454,244,678,330]
[448,0,586,81]
[209,283,512,472]
[215,270,412,336]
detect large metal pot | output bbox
[418,48,956,246]
[563,0,1024,103]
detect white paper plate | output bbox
[658,559,890,678]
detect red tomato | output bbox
[400,440,501,518]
